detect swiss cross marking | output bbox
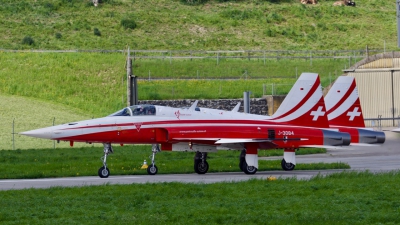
[310,106,325,121]
[347,107,361,121]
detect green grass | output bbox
[0,94,93,150]
[0,0,397,50]
[1,171,400,224]
[0,146,347,179]
[0,51,351,116]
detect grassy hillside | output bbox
[0,94,93,150]
[0,0,397,50]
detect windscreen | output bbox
[108,105,156,117]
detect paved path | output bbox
[1,130,399,191]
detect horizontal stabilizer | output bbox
[391,128,400,133]
[215,138,307,144]
[299,145,352,150]
[215,139,268,144]
[349,143,382,147]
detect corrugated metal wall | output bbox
[346,71,400,127]
[394,71,400,123]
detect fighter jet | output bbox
[324,76,385,145]
[21,73,351,177]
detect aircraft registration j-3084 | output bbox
[22,73,353,178]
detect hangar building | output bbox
[343,52,400,127]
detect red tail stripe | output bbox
[326,79,356,115]
[273,76,321,120]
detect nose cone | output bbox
[20,127,54,139]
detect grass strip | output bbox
[0,146,347,179]
[0,171,399,224]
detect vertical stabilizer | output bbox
[325,76,365,128]
[271,73,329,128]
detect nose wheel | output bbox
[98,166,110,178]
[147,144,160,175]
[147,164,158,175]
[98,143,113,178]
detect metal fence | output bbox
[1,48,385,60]
[128,49,380,60]
[127,49,385,70]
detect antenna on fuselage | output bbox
[189,100,199,111]
[232,102,241,112]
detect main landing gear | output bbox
[146,144,160,175]
[239,149,257,174]
[98,143,113,178]
[281,148,297,171]
[194,151,209,174]
[281,159,295,171]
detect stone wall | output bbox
[264,95,286,115]
[138,98,269,115]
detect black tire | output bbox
[194,160,209,174]
[241,161,257,175]
[239,159,245,171]
[239,150,246,171]
[98,166,110,178]
[281,159,295,171]
[147,164,158,175]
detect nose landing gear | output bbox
[98,143,113,178]
[147,144,160,175]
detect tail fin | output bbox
[325,76,365,128]
[271,73,329,128]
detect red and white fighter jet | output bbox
[21,73,351,178]
[324,76,385,145]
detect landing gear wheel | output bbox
[147,164,158,175]
[241,161,257,175]
[194,160,209,174]
[281,159,295,171]
[98,166,110,178]
[239,150,246,171]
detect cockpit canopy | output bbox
[108,105,156,117]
